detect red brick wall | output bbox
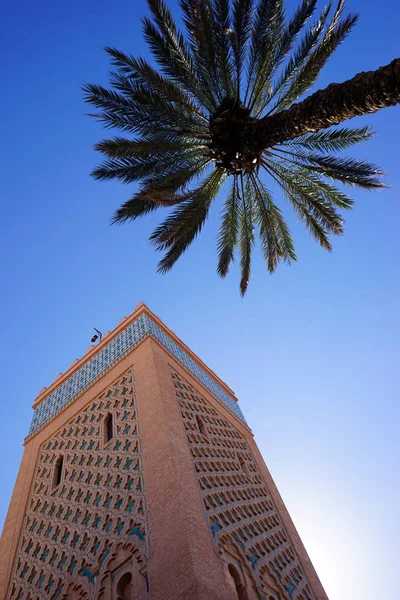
[133,339,240,600]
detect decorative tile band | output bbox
[26,314,247,440]
[26,315,149,441]
[145,316,247,426]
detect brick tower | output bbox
[0,303,328,600]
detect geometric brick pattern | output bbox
[8,368,148,600]
[27,315,247,441]
[172,369,315,600]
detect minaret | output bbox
[0,303,328,600]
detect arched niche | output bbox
[228,563,250,600]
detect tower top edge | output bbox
[32,303,238,409]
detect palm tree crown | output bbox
[84,0,396,294]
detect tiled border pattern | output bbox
[26,316,148,441]
[145,316,247,426]
[27,314,247,441]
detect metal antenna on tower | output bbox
[91,328,103,343]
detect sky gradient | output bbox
[1,1,399,599]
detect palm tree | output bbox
[84,0,400,294]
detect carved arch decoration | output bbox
[228,563,249,600]
[97,541,148,600]
[219,538,256,600]
[7,368,149,600]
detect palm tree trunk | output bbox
[246,58,400,152]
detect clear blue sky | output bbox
[1,1,399,599]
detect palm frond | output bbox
[270,153,354,209]
[251,174,296,271]
[92,147,205,183]
[217,176,240,276]
[108,69,207,129]
[250,0,318,114]
[95,137,203,159]
[180,0,224,103]
[83,83,138,132]
[82,80,208,142]
[273,6,358,110]
[146,0,194,74]
[285,126,374,152]
[230,0,254,97]
[111,196,162,225]
[264,161,334,249]
[261,2,330,115]
[142,2,216,112]
[212,0,235,97]
[244,0,284,108]
[151,168,227,272]
[272,147,384,188]
[238,173,255,295]
[139,161,211,202]
[274,0,318,66]
[105,48,209,122]
[302,154,384,188]
[264,159,345,236]
[112,160,212,226]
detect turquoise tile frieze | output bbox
[145,316,247,426]
[27,314,247,440]
[26,315,149,441]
